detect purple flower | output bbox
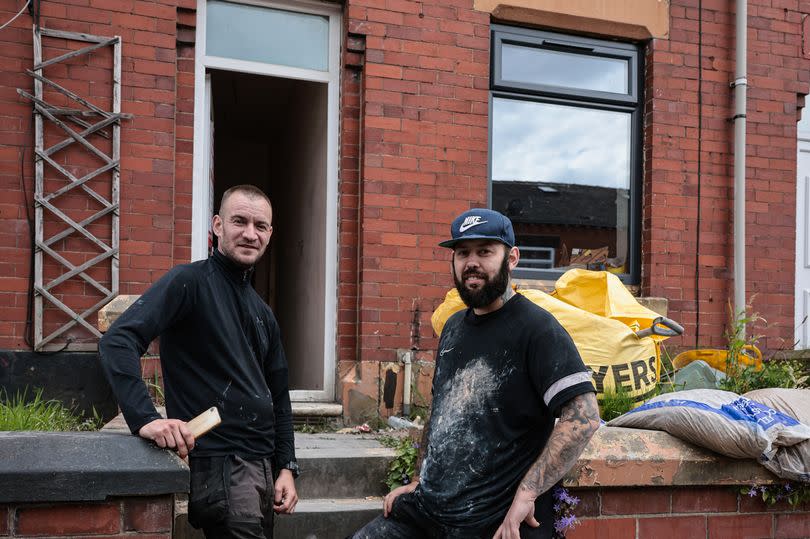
[554,514,578,533]
[553,488,580,507]
[784,484,792,492]
[747,488,758,497]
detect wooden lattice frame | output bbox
[19,27,130,352]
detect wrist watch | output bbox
[280,460,300,478]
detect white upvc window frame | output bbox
[192,0,341,402]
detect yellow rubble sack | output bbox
[431,270,668,405]
[552,269,666,338]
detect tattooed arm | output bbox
[382,414,431,518]
[493,392,600,539]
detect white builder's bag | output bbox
[744,388,810,482]
[608,389,810,462]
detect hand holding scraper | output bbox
[139,407,221,458]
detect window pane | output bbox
[207,1,329,71]
[491,97,631,274]
[501,43,628,94]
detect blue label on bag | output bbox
[627,397,800,429]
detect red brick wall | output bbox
[1,0,808,385]
[644,0,810,351]
[568,486,810,539]
[344,0,490,368]
[0,0,195,350]
[0,495,173,537]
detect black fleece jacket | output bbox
[99,249,295,469]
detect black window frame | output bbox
[489,25,644,284]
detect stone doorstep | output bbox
[293,402,343,417]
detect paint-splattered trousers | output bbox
[188,455,276,539]
[351,492,553,539]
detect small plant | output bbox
[718,303,803,394]
[741,482,810,507]
[721,303,764,387]
[598,385,636,421]
[552,486,580,538]
[0,388,101,431]
[380,435,418,491]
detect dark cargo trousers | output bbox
[188,455,275,539]
[351,492,553,539]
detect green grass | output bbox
[599,385,636,422]
[0,389,101,432]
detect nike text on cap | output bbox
[439,208,516,249]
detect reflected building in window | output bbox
[490,26,641,282]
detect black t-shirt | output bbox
[99,250,295,468]
[415,293,594,530]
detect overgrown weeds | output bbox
[379,434,418,491]
[0,388,102,432]
[719,304,802,394]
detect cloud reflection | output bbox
[491,97,630,190]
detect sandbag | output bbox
[608,389,810,462]
[744,388,810,482]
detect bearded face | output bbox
[453,244,511,310]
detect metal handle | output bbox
[635,316,684,338]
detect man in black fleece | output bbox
[100,184,297,539]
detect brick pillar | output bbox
[338,0,491,417]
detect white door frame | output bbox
[796,133,810,348]
[192,0,341,401]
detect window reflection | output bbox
[207,1,329,71]
[491,97,631,274]
[501,43,628,94]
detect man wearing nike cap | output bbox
[352,208,599,539]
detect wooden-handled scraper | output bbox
[186,406,221,438]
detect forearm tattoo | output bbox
[519,392,600,497]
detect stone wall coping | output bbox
[0,431,188,503]
[565,426,779,488]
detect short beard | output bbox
[454,251,511,310]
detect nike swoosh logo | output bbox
[459,220,487,232]
[439,347,454,356]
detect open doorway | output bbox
[210,69,328,392]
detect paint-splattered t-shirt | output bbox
[416,293,594,530]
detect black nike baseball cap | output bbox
[439,208,516,249]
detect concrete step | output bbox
[294,433,395,499]
[292,402,343,417]
[172,433,396,538]
[274,497,382,539]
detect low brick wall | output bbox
[564,427,810,539]
[0,432,187,538]
[568,486,809,538]
[1,496,173,537]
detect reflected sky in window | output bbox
[491,97,631,190]
[501,44,628,94]
[207,0,329,71]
